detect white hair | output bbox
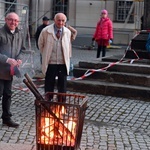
[54,13,67,22]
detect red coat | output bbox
[93,17,113,46]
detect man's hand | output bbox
[6,58,18,66]
[17,59,22,66]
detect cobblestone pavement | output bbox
[0,42,150,150]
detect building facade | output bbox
[0,0,144,45]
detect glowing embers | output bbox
[40,106,76,146]
[35,92,87,150]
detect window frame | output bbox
[114,1,134,23]
[52,0,69,20]
[5,0,16,13]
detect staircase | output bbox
[67,54,150,101]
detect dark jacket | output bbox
[35,24,48,49]
[0,24,26,80]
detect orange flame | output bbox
[39,106,76,146]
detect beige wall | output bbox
[73,0,143,45]
[20,0,143,45]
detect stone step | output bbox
[130,31,148,50]
[78,59,150,75]
[73,67,150,87]
[33,76,150,101]
[102,54,150,64]
[69,55,150,101]
[125,50,149,59]
[67,79,150,101]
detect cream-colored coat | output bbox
[38,23,72,75]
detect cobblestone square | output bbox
[0,43,149,150]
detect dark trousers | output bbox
[97,46,106,58]
[37,48,42,64]
[45,64,67,102]
[0,79,12,121]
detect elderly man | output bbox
[38,13,72,102]
[0,12,25,127]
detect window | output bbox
[115,1,134,23]
[5,0,16,13]
[52,0,69,19]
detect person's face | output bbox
[43,20,49,25]
[54,14,66,29]
[101,13,107,18]
[5,13,19,30]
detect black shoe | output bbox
[3,119,19,128]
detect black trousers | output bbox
[45,64,67,102]
[0,79,12,121]
[97,46,106,58]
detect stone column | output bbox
[143,0,150,30]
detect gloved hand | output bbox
[92,38,95,41]
[10,66,22,78]
[109,39,113,44]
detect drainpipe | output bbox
[35,0,39,32]
[74,0,77,27]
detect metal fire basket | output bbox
[23,73,88,150]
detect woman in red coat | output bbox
[92,9,113,58]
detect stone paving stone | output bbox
[0,142,33,150]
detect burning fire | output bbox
[39,105,77,146]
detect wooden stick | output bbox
[23,79,42,100]
[24,73,43,99]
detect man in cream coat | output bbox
[38,13,71,102]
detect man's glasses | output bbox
[7,18,19,23]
